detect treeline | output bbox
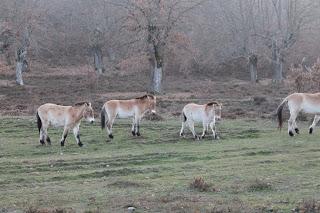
[0,0,320,91]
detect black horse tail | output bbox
[36,111,42,133]
[182,111,187,122]
[276,98,288,130]
[101,106,106,129]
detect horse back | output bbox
[37,103,71,125]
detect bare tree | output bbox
[254,0,318,82]
[116,0,207,93]
[0,0,41,85]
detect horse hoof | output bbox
[40,140,45,145]
[309,128,313,134]
[295,128,300,134]
[46,137,51,143]
[109,134,114,139]
[201,135,205,139]
[60,142,65,147]
[136,132,141,136]
[78,142,83,147]
[289,131,294,137]
[132,131,136,136]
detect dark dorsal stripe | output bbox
[74,102,89,106]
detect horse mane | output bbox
[74,102,89,106]
[206,101,220,106]
[135,94,155,100]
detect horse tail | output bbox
[101,106,107,129]
[36,111,42,133]
[276,97,288,130]
[182,111,187,122]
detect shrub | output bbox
[189,176,216,192]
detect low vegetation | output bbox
[1,117,320,212]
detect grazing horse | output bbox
[180,102,222,140]
[101,95,156,138]
[36,102,95,147]
[277,92,320,136]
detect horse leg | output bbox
[309,115,320,134]
[201,122,208,139]
[73,125,83,147]
[106,118,115,139]
[60,128,69,146]
[135,117,141,136]
[180,121,186,137]
[39,128,46,145]
[188,121,199,140]
[43,128,51,145]
[288,110,298,137]
[210,122,218,139]
[131,118,136,136]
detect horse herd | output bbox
[36,94,222,147]
[36,92,320,147]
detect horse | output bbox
[180,101,222,140]
[277,92,320,136]
[101,94,156,139]
[36,102,95,147]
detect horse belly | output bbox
[48,113,66,127]
[190,112,205,123]
[303,104,320,114]
[118,110,134,118]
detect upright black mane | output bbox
[74,101,89,106]
[135,94,155,100]
[206,101,219,106]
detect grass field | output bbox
[1,117,320,212]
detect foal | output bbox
[180,102,222,140]
[277,92,320,136]
[36,102,95,147]
[101,95,156,138]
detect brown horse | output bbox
[180,102,222,140]
[36,102,95,147]
[101,95,156,138]
[277,92,320,136]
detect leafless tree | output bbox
[115,0,207,93]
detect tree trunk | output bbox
[15,48,28,85]
[249,54,258,83]
[150,60,163,94]
[15,60,24,85]
[272,40,283,82]
[93,47,104,74]
[15,27,30,85]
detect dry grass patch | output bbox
[293,199,320,213]
[247,178,272,192]
[189,176,218,192]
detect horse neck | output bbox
[135,99,148,112]
[73,105,86,122]
[205,106,215,117]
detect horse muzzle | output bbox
[151,110,156,114]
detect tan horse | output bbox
[36,102,95,147]
[277,92,320,136]
[101,95,156,138]
[180,102,222,140]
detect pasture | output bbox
[1,116,320,212]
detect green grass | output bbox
[1,117,320,212]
